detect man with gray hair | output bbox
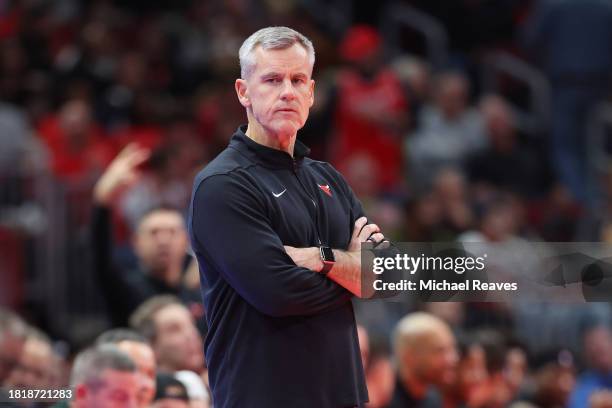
[70,344,140,408]
[189,26,388,407]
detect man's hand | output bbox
[283,217,387,298]
[348,217,385,252]
[93,143,150,205]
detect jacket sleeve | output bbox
[91,204,143,324]
[190,173,352,317]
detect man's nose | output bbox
[280,79,297,101]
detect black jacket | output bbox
[188,126,368,408]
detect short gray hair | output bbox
[239,26,315,79]
[70,344,136,387]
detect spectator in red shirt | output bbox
[330,25,409,194]
[37,99,115,184]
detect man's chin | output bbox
[269,121,302,137]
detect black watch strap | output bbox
[319,246,335,275]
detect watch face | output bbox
[320,246,335,262]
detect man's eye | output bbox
[292,78,304,84]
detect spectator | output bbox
[431,168,474,237]
[365,335,395,408]
[4,327,56,391]
[386,312,458,407]
[175,370,211,408]
[472,330,516,408]
[69,344,140,408]
[0,308,27,384]
[523,349,576,408]
[96,328,157,408]
[405,71,486,190]
[522,0,612,205]
[330,25,409,193]
[442,337,488,408]
[129,296,204,375]
[153,372,190,408]
[466,95,544,198]
[569,325,612,408]
[92,144,200,327]
[390,56,431,131]
[37,99,114,184]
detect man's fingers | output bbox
[114,143,150,168]
[367,232,385,243]
[358,224,380,241]
[128,149,151,168]
[351,217,368,240]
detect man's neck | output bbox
[245,120,296,157]
[399,368,428,400]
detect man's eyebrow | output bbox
[260,72,280,80]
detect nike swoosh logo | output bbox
[272,189,287,198]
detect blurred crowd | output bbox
[2,0,612,407]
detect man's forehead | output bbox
[138,211,184,231]
[252,44,312,76]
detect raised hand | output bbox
[93,143,150,205]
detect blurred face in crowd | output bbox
[481,203,516,242]
[236,43,315,144]
[435,74,468,120]
[75,369,139,408]
[454,344,488,402]
[584,326,612,372]
[401,324,458,387]
[153,304,204,373]
[59,100,92,144]
[0,332,25,384]
[4,337,54,389]
[505,347,527,395]
[480,96,516,152]
[134,210,188,278]
[117,341,156,408]
[535,363,575,406]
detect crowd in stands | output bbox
[2,0,612,406]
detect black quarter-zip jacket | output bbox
[188,126,368,408]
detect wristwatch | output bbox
[319,245,335,275]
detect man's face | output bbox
[117,341,156,408]
[153,304,204,373]
[4,337,54,389]
[76,369,139,408]
[0,332,25,384]
[236,44,315,138]
[134,210,188,275]
[407,327,458,387]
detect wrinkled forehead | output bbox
[251,43,313,77]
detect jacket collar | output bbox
[229,125,311,169]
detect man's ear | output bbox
[309,79,315,108]
[235,79,251,108]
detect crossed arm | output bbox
[284,216,386,298]
[191,174,389,317]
